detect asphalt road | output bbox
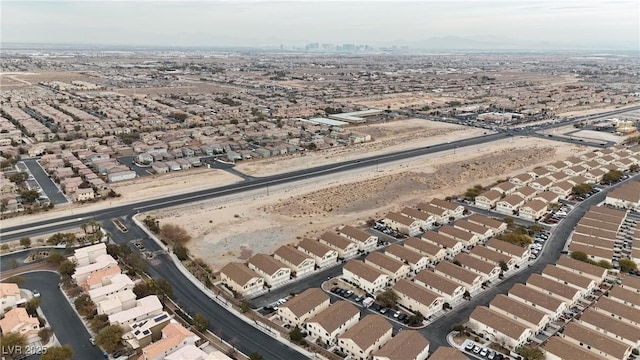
[21,159,69,205]
[117,156,152,177]
[102,215,307,360]
[20,272,105,360]
[6,105,638,243]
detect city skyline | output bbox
[1,0,639,50]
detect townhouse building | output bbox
[560,322,632,360]
[343,260,391,295]
[305,301,360,346]
[525,274,582,307]
[467,306,533,351]
[402,237,448,264]
[453,253,501,283]
[365,252,411,283]
[414,270,466,304]
[542,336,604,360]
[486,238,530,267]
[541,265,598,295]
[420,232,464,259]
[273,245,315,277]
[438,225,479,248]
[338,315,393,360]
[247,254,291,287]
[318,232,359,259]
[297,238,339,269]
[392,279,444,318]
[489,294,550,333]
[278,288,330,327]
[372,330,429,360]
[508,283,566,321]
[434,261,483,293]
[495,194,525,215]
[384,244,430,273]
[383,212,422,236]
[220,262,264,297]
[474,189,502,210]
[339,225,378,252]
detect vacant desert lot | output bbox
[236,119,486,177]
[152,135,589,269]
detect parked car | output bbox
[379,307,389,314]
[480,348,488,357]
[465,343,474,351]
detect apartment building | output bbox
[384,212,422,236]
[273,245,315,277]
[474,189,502,210]
[453,219,493,242]
[297,238,339,268]
[343,260,391,295]
[508,284,566,321]
[429,198,465,219]
[542,336,604,360]
[339,225,378,252]
[486,238,530,267]
[414,270,466,304]
[220,262,264,297]
[372,330,429,360]
[434,261,483,293]
[469,246,516,271]
[384,244,430,273]
[467,306,532,351]
[577,308,640,347]
[541,265,598,295]
[365,252,411,283]
[402,237,448,264]
[438,225,479,248]
[466,214,508,235]
[278,288,330,327]
[420,232,463,259]
[489,294,549,333]
[319,231,359,259]
[247,254,291,287]
[392,279,443,319]
[560,322,632,360]
[591,296,640,329]
[401,207,436,230]
[338,315,392,360]
[555,256,608,283]
[453,253,501,282]
[305,301,360,346]
[525,274,581,306]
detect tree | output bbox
[503,216,515,227]
[517,346,544,360]
[133,282,151,299]
[19,189,40,203]
[134,279,173,300]
[463,290,471,299]
[46,252,66,264]
[619,258,638,273]
[597,260,612,269]
[464,184,484,200]
[572,183,593,196]
[407,311,424,326]
[0,332,28,360]
[602,170,623,184]
[123,252,147,275]
[570,251,589,262]
[376,289,399,307]
[173,244,189,261]
[38,328,53,344]
[499,260,509,272]
[249,352,264,360]
[306,142,317,151]
[451,323,466,332]
[57,260,76,277]
[90,314,109,333]
[25,297,41,316]
[95,325,124,353]
[192,313,209,332]
[289,326,304,343]
[630,164,639,172]
[240,301,251,313]
[442,302,452,311]
[159,223,191,245]
[529,224,544,234]
[19,237,31,248]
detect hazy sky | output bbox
[1,0,638,49]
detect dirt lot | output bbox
[152,136,589,270]
[236,119,486,176]
[336,93,465,110]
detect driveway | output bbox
[20,272,104,360]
